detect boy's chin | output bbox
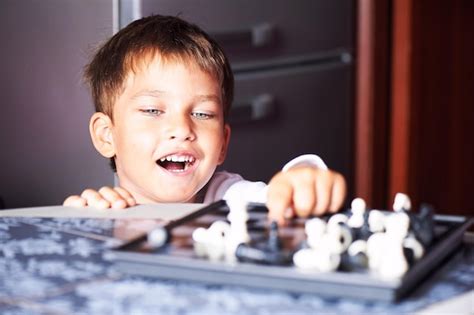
[152,191,198,204]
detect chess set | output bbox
[106,194,472,302]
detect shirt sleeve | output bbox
[203,171,268,204]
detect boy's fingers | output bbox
[63,195,87,207]
[329,173,347,213]
[113,186,136,207]
[98,186,127,209]
[81,189,110,209]
[267,176,293,225]
[313,170,332,216]
[291,171,316,218]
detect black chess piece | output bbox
[350,211,372,241]
[267,221,282,252]
[340,251,369,272]
[235,220,291,265]
[410,203,435,248]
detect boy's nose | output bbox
[166,115,196,141]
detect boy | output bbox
[64,15,346,224]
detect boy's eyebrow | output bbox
[132,89,165,98]
[132,90,221,103]
[194,94,221,104]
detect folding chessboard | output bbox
[105,200,472,302]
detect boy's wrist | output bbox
[282,154,328,172]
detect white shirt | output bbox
[203,154,327,203]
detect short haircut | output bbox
[84,14,234,122]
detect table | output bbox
[0,207,473,315]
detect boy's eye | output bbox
[192,112,214,120]
[140,108,163,116]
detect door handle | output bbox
[210,23,275,48]
[230,94,276,125]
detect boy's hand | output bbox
[63,186,136,209]
[266,167,346,224]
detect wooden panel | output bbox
[389,0,474,215]
[354,0,390,208]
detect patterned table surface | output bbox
[1,216,473,315]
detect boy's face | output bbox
[91,55,230,203]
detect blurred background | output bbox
[0,0,472,216]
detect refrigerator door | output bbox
[137,0,354,185]
[140,0,354,66]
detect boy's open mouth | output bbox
[157,154,196,172]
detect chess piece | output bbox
[192,227,209,258]
[225,198,250,262]
[226,198,250,244]
[305,218,327,249]
[147,227,170,249]
[393,192,412,212]
[348,197,366,228]
[235,243,291,265]
[325,221,352,254]
[327,213,349,226]
[410,203,435,248]
[294,216,344,271]
[403,234,424,264]
[368,210,385,233]
[340,239,369,271]
[267,221,282,252]
[377,212,410,279]
[366,231,386,271]
[192,220,230,261]
[293,247,340,272]
[234,221,290,265]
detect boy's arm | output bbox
[266,154,346,224]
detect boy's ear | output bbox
[218,124,231,165]
[89,112,116,158]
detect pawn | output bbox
[348,197,366,229]
[393,192,412,212]
[410,203,435,248]
[225,198,250,262]
[305,218,326,249]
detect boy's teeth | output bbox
[160,155,194,163]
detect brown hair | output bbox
[84,14,234,122]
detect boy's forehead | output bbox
[126,51,204,78]
[120,52,222,100]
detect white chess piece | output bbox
[225,198,250,262]
[325,223,352,254]
[348,197,366,228]
[327,213,349,226]
[368,210,385,233]
[377,212,410,279]
[305,218,326,249]
[404,235,425,260]
[293,247,340,272]
[367,232,386,271]
[192,227,209,258]
[393,192,412,212]
[348,239,368,257]
[295,217,343,271]
[192,221,230,261]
